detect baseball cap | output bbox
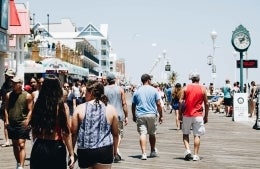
[106,73,116,81]
[4,69,15,77]
[189,71,200,80]
[11,76,23,83]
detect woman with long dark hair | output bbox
[71,80,119,169]
[30,76,75,169]
[171,83,182,130]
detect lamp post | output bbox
[162,49,167,82]
[47,14,49,37]
[208,30,218,85]
[233,51,238,82]
[157,54,162,82]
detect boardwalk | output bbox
[0,93,260,169]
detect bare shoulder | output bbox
[26,92,33,99]
[106,104,117,124]
[106,104,117,117]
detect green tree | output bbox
[168,71,178,84]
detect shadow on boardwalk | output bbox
[1,93,260,169]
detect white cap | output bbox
[189,71,200,80]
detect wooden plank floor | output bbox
[1,93,260,169]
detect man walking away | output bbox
[104,73,128,162]
[132,74,163,160]
[179,72,209,161]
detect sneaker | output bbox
[16,163,23,169]
[184,149,192,160]
[114,153,122,163]
[150,148,159,157]
[141,153,147,160]
[193,154,200,161]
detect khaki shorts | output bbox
[136,114,157,135]
[182,116,205,136]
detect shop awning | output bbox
[24,60,44,73]
[10,0,21,26]
[64,62,89,77]
[41,58,69,74]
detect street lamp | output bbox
[162,49,167,82]
[208,30,218,85]
[207,55,213,66]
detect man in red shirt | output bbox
[179,72,209,161]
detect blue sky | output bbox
[20,0,260,87]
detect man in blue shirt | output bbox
[132,74,163,160]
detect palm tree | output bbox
[168,71,178,84]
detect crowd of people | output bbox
[206,79,258,118]
[0,68,258,168]
[0,69,127,169]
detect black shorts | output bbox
[77,145,113,168]
[30,138,67,169]
[7,123,30,140]
[223,98,233,106]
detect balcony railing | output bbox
[89,68,99,76]
[84,49,99,64]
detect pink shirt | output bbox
[183,84,204,117]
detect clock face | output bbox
[232,33,250,51]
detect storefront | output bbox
[41,57,69,84]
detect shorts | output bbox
[7,123,30,140]
[136,114,157,135]
[172,100,179,110]
[77,145,113,168]
[182,116,205,136]
[118,121,124,138]
[30,138,67,169]
[223,98,233,106]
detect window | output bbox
[101,50,107,55]
[101,60,107,66]
[101,40,107,45]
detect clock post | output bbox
[231,25,251,92]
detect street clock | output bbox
[231,25,251,52]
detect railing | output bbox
[84,49,99,64]
[89,68,99,76]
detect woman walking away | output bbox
[71,80,119,169]
[171,83,182,130]
[30,76,75,169]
